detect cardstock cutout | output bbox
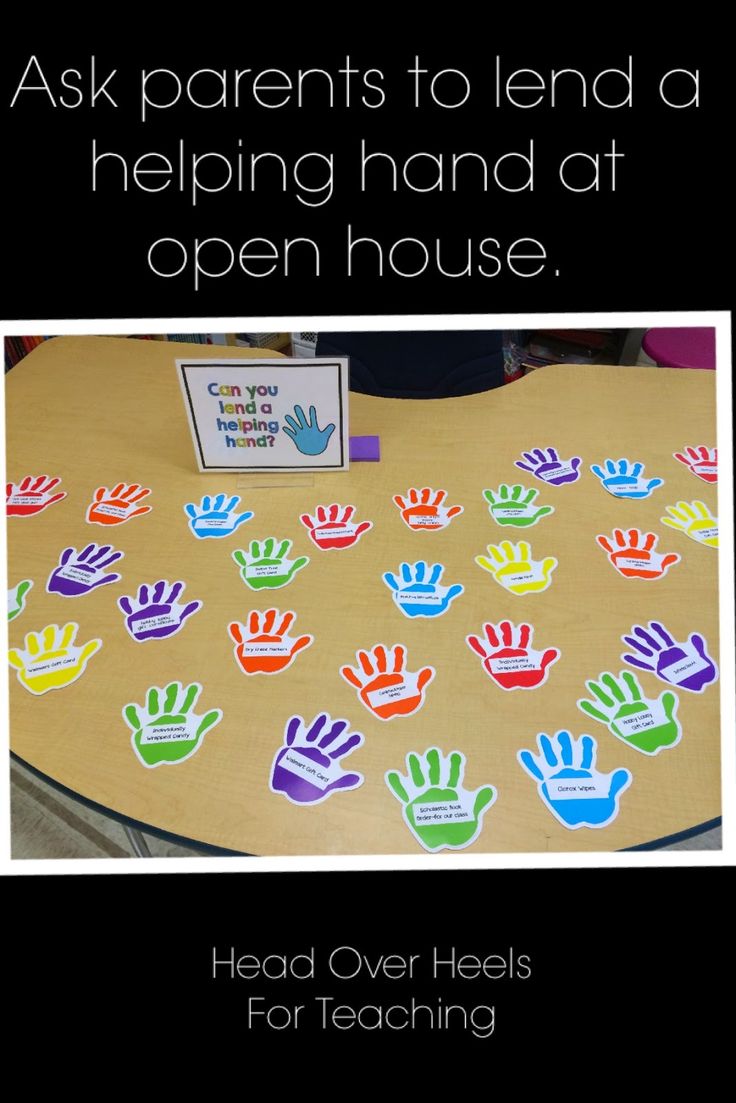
[8,580,33,622]
[578,670,681,756]
[300,503,373,550]
[270,713,364,805]
[673,445,718,484]
[7,475,67,517]
[596,528,680,580]
[475,540,557,595]
[383,561,464,619]
[386,747,496,853]
[514,447,582,486]
[661,500,718,548]
[621,620,719,694]
[518,730,632,830]
[46,543,124,597]
[118,580,202,642]
[483,484,555,528]
[123,681,223,768]
[393,487,463,531]
[340,643,435,721]
[466,620,560,691]
[8,622,102,696]
[283,404,336,456]
[184,493,254,538]
[232,538,309,591]
[229,609,313,675]
[590,458,664,499]
[86,482,152,526]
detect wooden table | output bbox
[7,337,720,854]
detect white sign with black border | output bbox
[177,357,350,473]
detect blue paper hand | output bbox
[282,405,336,456]
[383,561,464,618]
[590,458,664,500]
[518,730,631,830]
[184,494,254,539]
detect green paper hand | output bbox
[123,681,223,768]
[386,748,496,852]
[483,484,555,528]
[8,579,33,621]
[577,670,681,755]
[232,538,309,591]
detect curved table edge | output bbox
[11,754,721,859]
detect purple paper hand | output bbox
[515,447,582,486]
[270,713,364,805]
[621,620,718,694]
[47,543,124,597]
[118,580,202,642]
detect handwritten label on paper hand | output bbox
[8,622,102,696]
[229,608,313,675]
[123,682,223,768]
[590,458,664,499]
[578,670,681,755]
[596,528,680,580]
[118,580,202,642]
[621,620,718,694]
[475,540,557,595]
[341,643,435,721]
[466,620,560,691]
[383,561,463,618]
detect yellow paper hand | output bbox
[8,622,102,695]
[661,500,718,548]
[475,540,557,595]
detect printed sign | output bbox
[177,358,349,472]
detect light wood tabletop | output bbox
[6,336,720,854]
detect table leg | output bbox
[123,825,152,858]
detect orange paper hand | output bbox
[596,528,680,580]
[341,643,435,721]
[228,609,313,675]
[393,487,463,532]
[87,483,152,526]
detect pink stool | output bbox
[642,327,716,370]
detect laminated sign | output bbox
[177,358,350,473]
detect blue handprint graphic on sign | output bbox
[590,458,664,499]
[283,405,336,456]
[517,730,631,830]
[184,494,254,539]
[383,561,464,619]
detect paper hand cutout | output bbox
[514,447,582,486]
[596,528,680,580]
[184,494,254,538]
[673,445,717,484]
[386,748,496,853]
[393,487,464,531]
[578,670,681,755]
[383,561,464,618]
[590,458,664,499]
[47,543,124,597]
[483,484,554,527]
[621,620,718,693]
[340,643,435,721]
[7,475,66,517]
[124,682,223,768]
[518,730,631,830]
[8,580,33,622]
[118,580,202,642]
[232,538,309,591]
[8,622,101,695]
[661,500,718,548]
[300,503,372,550]
[283,404,336,455]
[86,482,152,525]
[475,540,557,595]
[270,713,364,805]
[229,609,313,675]
[466,620,560,690]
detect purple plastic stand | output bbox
[349,435,380,461]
